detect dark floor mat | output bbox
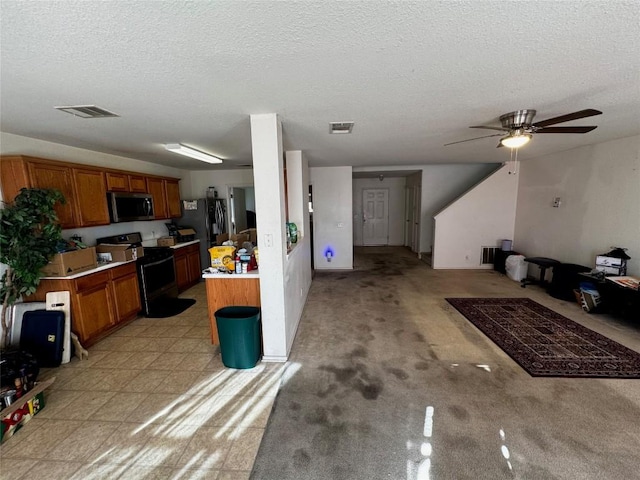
[145,298,196,318]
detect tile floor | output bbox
[0,282,283,480]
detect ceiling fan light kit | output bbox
[500,133,531,149]
[165,143,223,164]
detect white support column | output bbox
[250,114,288,361]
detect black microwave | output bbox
[107,192,155,223]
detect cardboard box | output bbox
[216,233,251,245]
[96,244,144,263]
[157,237,177,247]
[239,228,257,244]
[1,377,54,443]
[208,246,236,269]
[595,255,627,276]
[177,228,196,242]
[41,247,97,277]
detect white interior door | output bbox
[363,189,389,246]
[229,187,248,233]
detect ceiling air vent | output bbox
[329,121,354,134]
[54,105,119,118]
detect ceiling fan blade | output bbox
[532,109,602,128]
[469,125,510,132]
[444,133,504,146]
[536,126,598,133]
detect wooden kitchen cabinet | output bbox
[174,243,201,292]
[110,263,142,323]
[166,179,181,218]
[147,177,168,219]
[205,276,260,345]
[27,161,78,228]
[105,171,129,192]
[29,262,141,347]
[75,271,115,341]
[73,168,110,226]
[1,155,181,228]
[128,175,147,193]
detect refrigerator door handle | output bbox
[204,207,211,246]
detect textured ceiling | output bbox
[1,1,639,170]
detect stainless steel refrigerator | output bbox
[179,198,227,270]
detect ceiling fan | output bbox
[444,108,602,148]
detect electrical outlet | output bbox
[264,234,273,247]
[337,222,344,228]
[553,197,562,208]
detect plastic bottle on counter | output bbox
[235,255,241,274]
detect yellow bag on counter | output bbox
[208,246,236,270]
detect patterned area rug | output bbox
[446,297,640,378]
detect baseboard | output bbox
[261,355,288,363]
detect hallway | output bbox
[252,247,640,479]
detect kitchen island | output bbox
[203,271,260,344]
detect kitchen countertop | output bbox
[203,270,259,279]
[40,259,136,280]
[40,240,201,280]
[140,239,200,249]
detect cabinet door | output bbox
[73,168,110,226]
[111,270,141,323]
[175,252,190,291]
[147,178,168,219]
[27,162,77,228]
[106,172,129,192]
[129,175,147,193]
[166,179,181,218]
[75,282,114,342]
[187,249,202,284]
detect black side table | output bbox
[578,273,640,320]
[521,257,561,288]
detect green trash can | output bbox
[215,306,261,369]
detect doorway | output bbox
[228,186,255,234]
[362,188,389,246]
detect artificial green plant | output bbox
[0,188,64,347]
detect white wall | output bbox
[420,163,499,253]
[353,176,406,246]
[284,151,312,353]
[515,135,640,276]
[433,164,518,269]
[310,166,353,269]
[185,169,254,200]
[352,163,500,254]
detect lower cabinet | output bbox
[174,243,202,292]
[29,262,141,347]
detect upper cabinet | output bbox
[105,172,129,192]
[0,155,181,228]
[146,177,168,220]
[27,161,78,228]
[128,175,147,193]
[73,168,110,226]
[166,179,181,218]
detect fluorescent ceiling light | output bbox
[165,143,223,164]
[500,134,531,149]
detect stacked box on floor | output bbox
[0,378,54,443]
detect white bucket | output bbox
[501,239,513,251]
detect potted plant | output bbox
[0,188,64,347]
